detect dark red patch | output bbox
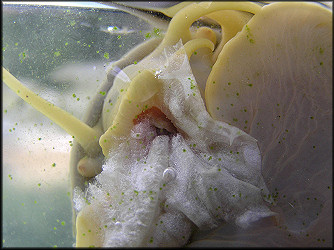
[133,106,177,134]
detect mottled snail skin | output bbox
[204,3,332,246]
[2,1,332,247]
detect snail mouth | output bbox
[131,106,178,145]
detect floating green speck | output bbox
[104,52,109,59]
[319,47,324,54]
[153,28,160,36]
[54,51,61,57]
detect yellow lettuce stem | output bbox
[183,38,215,59]
[159,2,197,17]
[2,67,101,157]
[158,1,262,50]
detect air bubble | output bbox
[115,221,122,228]
[163,168,176,183]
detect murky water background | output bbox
[2,2,157,247]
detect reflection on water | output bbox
[2,2,157,247]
